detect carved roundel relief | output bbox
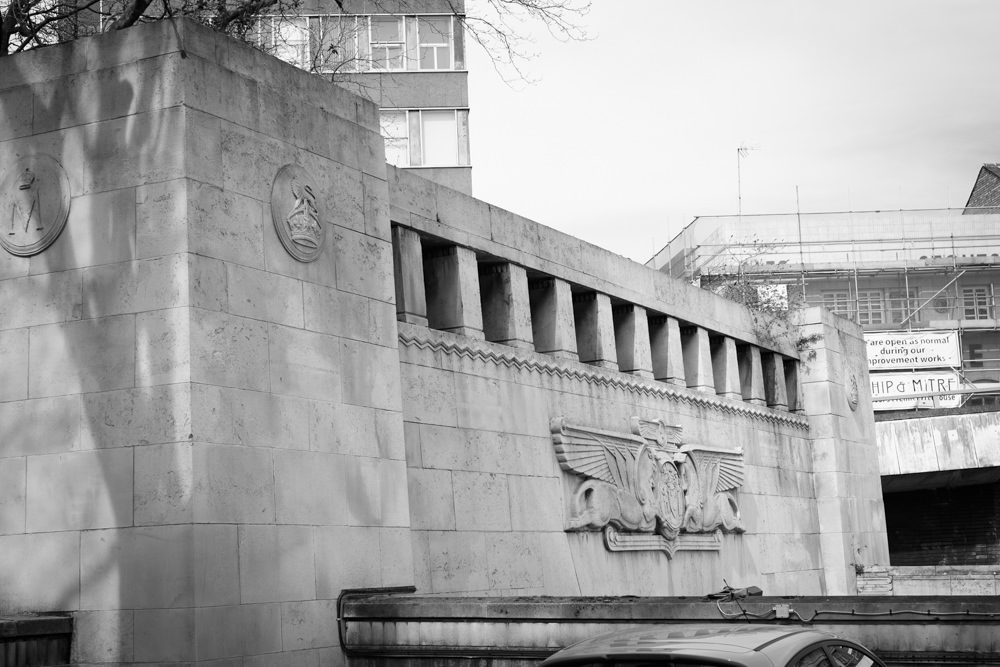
[0,155,71,257]
[270,164,326,263]
[847,373,860,412]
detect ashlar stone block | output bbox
[28,187,136,275]
[335,226,395,304]
[133,608,194,662]
[240,603,283,656]
[192,442,276,523]
[379,458,411,527]
[26,449,133,532]
[529,277,578,360]
[280,599,339,651]
[508,475,564,532]
[344,456,382,527]
[136,179,188,258]
[0,270,82,331]
[273,450,347,526]
[187,179,265,269]
[738,344,767,405]
[1,395,81,457]
[479,262,534,350]
[380,527,415,587]
[0,328,28,402]
[192,309,269,392]
[0,457,26,535]
[649,315,686,386]
[230,388,309,450]
[406,468,455,531]
[0,85,32,141]
[427,531,488,594]
[303,283,370,341]
[315,526,382,598]
[453,471,511,531]
[195,605,244,660]
[0,532,80,613]
[786,359,804,413]
[400,365,457,427]
[130,441,192,526]
[81,254,188,319]
[573,291,617,370]
[764,352,790,410]
[310,401,378,457]
[485,532,543,591]
[613,304,653,379]
[28,314,136,398]
[710,335,741,400]
[424,245,484,339]
[681,326,714,393]
[135,307,191,387]
[268,323,340,400]
[81,525,193,610]
[239,524,317,604]
[73,610,135,664]
[227,263,305,328]
[341,338,402,411]
[392,226,428,326]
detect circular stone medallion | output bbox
[0,155,71,257]
[270,164,326,263]
[847,373,860,412]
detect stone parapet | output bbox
[387,166,799,358]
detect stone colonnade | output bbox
[392,225,802,410]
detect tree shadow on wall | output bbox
[1,21,192,663]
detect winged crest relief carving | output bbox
[551,416,745,557]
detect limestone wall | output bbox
[388,168,889,597]
[0,19,408,665]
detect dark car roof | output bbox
[541,624,841,667]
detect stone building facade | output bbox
[0,20,887,665]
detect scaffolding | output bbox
[656,208,1000,407]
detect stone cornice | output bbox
[398,324,810,430]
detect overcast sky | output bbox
[465,0,1000,264]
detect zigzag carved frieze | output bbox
[398,328,810,430]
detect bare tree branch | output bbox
[106,0,155,30]
[0,0,589,94]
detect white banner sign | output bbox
[871,371,964,410]
[865,331,961,370]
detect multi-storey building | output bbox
[259,0,472,193]
[648,169,1000,576]
[651,208,1000,401]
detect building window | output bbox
[380,111,409,167]
[379,109,471,168]
[857,290,884,326]
[370,16,406,70]
[310,15,360,73]
[258,14,465,73]
[822,291,851,318]
[257,16,310,69]
[418,16,453,69]
[967,343,985,368]
[963,286,992,320]
[888,289,918,324]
